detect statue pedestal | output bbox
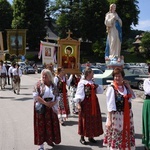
[105,56,124,70]
[107,65,123,69]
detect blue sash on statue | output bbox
[115,20,122,43]
[105,36,110,58]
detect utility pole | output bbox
[15,27,19,62]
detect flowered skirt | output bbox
[58,93,70,117]
[142,99,150,149]
[34,104,61,145]
[103,110,135,150]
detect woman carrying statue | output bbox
[105,3,122,61]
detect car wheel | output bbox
[138,81,143,91]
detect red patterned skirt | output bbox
[58,93,70,116]
[78,97,103,137]
[34,104,61,145]
[103,110,135,149]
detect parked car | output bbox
[81,66,103,74]
[22,65,36,74]
[4,61,11,67]
[96,63,107,72]
[81,63,100,71]
[128,68,149,90]
[37,64,44,73]
[92,68,103,75]
[18,62,26,72]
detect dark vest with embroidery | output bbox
[112,85,132,112]
[70,75,80,88]
[57,76,67,93]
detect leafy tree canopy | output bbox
[141,32,150,51]
[49,0,140,42]
[11,0,49,51]
[0,0,13,31]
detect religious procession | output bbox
[31,3,149,150]
[0,2,149,150]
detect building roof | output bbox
[45,25,58,41]
[133,39,141,45]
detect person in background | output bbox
[12,63,22,95]
[4,61,10,85]
[33,69,61,150]
[54,67,72,125]
[74,67,103,145]
[69,74,81,114]
[103,67,136,149]
[46,63,55,76]
[33,63,38,74]
[8,62,15,88]
[142,65,150,150]
[0,60,7,89]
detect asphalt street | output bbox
[0,74,145,150]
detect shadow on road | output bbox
[135,133,142,139]
[136,146,145,150]
[13,97,32,101]
[45,145,92,150]
[0,96,15,99]
[64,120,78,126]
[45,139,104,150]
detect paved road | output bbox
[0,74,145,150]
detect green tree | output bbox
[49,0,107,42]
[49,0,139,59]
[12,0,48,51]
[141,32,150,59]
[0,0,13,49]
[0,0,13,30]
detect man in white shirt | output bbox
[12,63,22,94]
[8,62,15,88]
[0,60,7,89]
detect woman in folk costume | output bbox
[142,65,150,150]
[69,74,81,114]
[74,67,103,144]
[33,69,61,150]
[103,67,136,150]
[54,67,72,125]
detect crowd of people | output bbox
[1,59,150,150]
[31,61,150,150]
[0,60,22,94]
[0,2,149,149]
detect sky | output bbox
[8,0,150,31]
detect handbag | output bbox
[35,98,53,114]
[35,102,45,114]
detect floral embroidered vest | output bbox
[84,83,97,98]
[112,85,131,112]
[70,75,80,88]
[57,76,67,93]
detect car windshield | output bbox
[93,69,103,74]
[129,68,149,75]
